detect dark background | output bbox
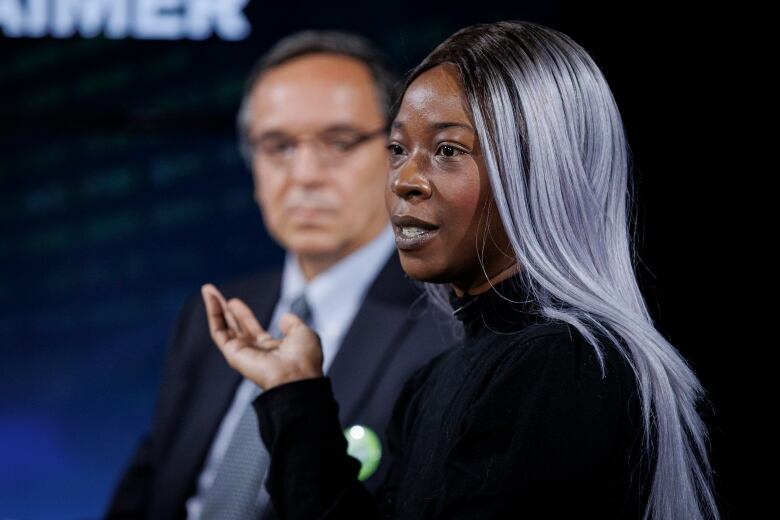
[0,1,742,518]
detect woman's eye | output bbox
[437,144,463,157]
[387,144,405,155]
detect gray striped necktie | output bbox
[287,292,312,325]
[200,293,312,519]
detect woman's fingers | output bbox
[228,298,265,339]
[203,288,323,389]
[279,312,323,364]
[201,283,246,337]
[279,312,307,336]
[280,312,319,346]
[201,284,232,345]
[254,334,281,351]
[220,336,271,376]
[202,284,297,389]
[227,298,282,350]
[205,283,243,335]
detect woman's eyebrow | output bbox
[390,121,475,132]
[431,121,475,132]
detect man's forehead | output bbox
[250,92,384,131]
[248,54,383,133]
[249,111,374,137]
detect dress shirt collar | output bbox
[279,224,396,335]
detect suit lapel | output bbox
[160,343,243,517]
[327,253,417,425]
[195,271,283,452]
[159,271,282,518]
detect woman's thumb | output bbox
[279,312,305,336]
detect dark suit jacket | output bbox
[105,252,457,519]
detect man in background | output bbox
[105,31,455,519]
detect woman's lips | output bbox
[394,227,439,250]
[391,215,439,251]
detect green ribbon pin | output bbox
[343,424,382,481]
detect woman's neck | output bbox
[451,262,521,298]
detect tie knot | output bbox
[288,293,313,327]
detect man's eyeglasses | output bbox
[248,126,388,167]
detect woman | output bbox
[202,21,720,519]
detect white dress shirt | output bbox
[185,224,395,519]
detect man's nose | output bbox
[287,143,327,184]
[390,155,432,201]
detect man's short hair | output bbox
[237,30,400,163]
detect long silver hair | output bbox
[404,21,720,520]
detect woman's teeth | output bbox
[400,226,427,238]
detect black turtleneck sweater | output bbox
[252,274,652,519]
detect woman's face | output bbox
[385,63,515,294]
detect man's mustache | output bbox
[282,193,340,212]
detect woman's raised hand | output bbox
[201,283,324,390]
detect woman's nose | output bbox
[390,158,432,201]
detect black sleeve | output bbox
[252,377,380,520]
[104,294,201,519]
[251,354,442,520]
[434,332,639,518]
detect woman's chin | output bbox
[397,256,451,284]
